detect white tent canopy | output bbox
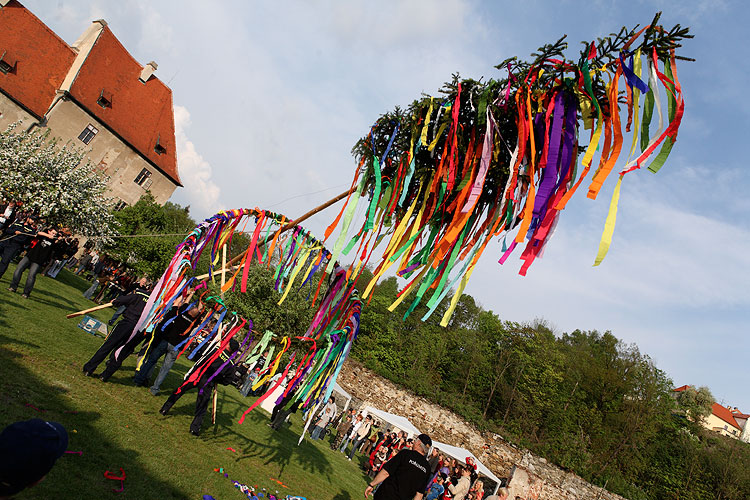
[432,440,502,493]
[332,383,353,413]
[361,406,421,437]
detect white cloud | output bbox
[171,105,221,217]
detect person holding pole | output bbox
[81,278,149,377]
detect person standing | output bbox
[361,422,380,456]
[310,406,333,440]
[159,339,241,436]
[425,474,446,500]
[0,200,18,232]
[448,466,472,500]
[322,396,337,422]
[83,257,106,300]
[8,227,58,298]
[365,433,433,500]
[331,408,355,450]
[0,216,35,281]
[348,415,373,460]
[340,413,363,454]
[81,281,150,377]
[45,235,72,278]
[75,248,92,275]
[133,301,202,393]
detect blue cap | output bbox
[0,419,68,496]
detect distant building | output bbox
[673,385,748,442]
[0,0,180,209]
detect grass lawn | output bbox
[0,267,369,499]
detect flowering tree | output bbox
[0,124,118,239]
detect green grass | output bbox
[0,268,369,499]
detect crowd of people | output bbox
[0,199,79,298]
[0,198,148,310]
[1,195,510,498]
[304,402,506,499]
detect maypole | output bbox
[91,14,692,438]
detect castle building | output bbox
[0,0,180,208]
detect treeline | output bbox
[102,197,749,499]
[351,270,750,500]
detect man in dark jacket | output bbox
[133,300,202,390]
[82,282,150,377]
[0,216,35,280]
[365,433,433,500]
[8,227,59,298]
[159,339,241,436]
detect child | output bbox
[426,474,446,500]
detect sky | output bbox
[26,0,749,411]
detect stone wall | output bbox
[337,360,626,500]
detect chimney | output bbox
[71,19,107,53]
[139,61,158,83]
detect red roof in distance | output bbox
[711,403,741,430]
[673,385,690,392]
[0,1,75,117]
[68,27,180,185]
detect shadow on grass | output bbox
[232,420,335,480]
[0,345,189,499]
[0,333,40,350]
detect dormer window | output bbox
[154,135,166,155]
[0,51,16,75]
[97,89,112,109]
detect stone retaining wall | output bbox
[337,360,626,500]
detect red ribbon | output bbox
[104,468,126,492]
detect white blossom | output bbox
[0,124,118,240]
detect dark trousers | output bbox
[9,257,42,296]
[271,400,300,430]
[133,339,168,386]
[99,331,148,381]
[161,375,216,434]
[82,319,136,374]
[0,243,22,280]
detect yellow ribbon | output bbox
[593,175,622,266]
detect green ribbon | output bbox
[647,58,676,174]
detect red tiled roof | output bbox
[673,385,690,392]
[712,403,741,430]
[69,27,180,185]
[0,0,75,117]
[730,410,750,419]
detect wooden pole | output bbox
[211,385,218,425]
[66,302,114,319]
[195,187,353,281]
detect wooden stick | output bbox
[66,302,114,319]
[195,187,353,281]
[211,385,218,425]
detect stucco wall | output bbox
[703,413,741,439]
[337,360,627,500]
[43,98,176,205]
[0,92,35,131]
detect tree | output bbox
[676,385,714,423]
[0,124,117,238]
[104,193,197,278]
